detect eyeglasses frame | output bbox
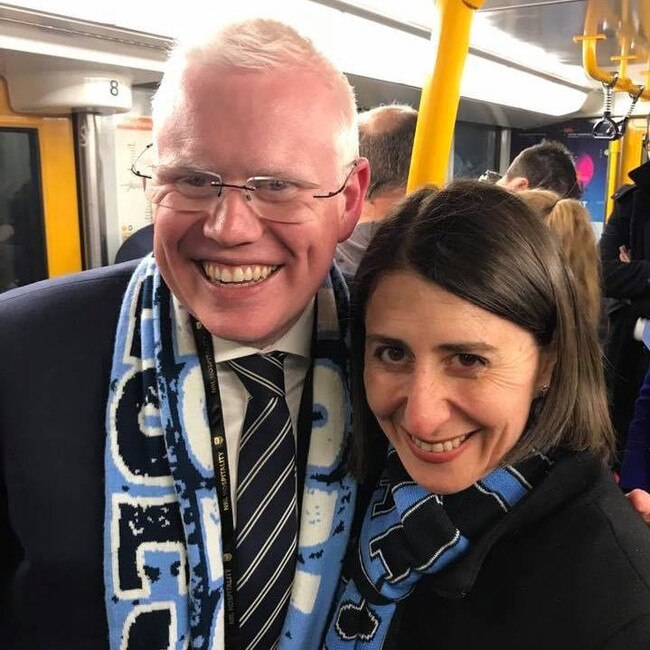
[130,143,358,202]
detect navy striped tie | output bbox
[228,352,297,649]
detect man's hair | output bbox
[505,140,582,199]
[348,180,613,481]
[151,18,359,167]
[358,104,417,199]
[520,188,601,329]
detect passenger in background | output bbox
[325,181,650,649]
[623,364,650,492]
[335,104,417,278]
[600,122,650,467]
[497,139,582,199]
[519,188,602,330]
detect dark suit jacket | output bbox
[385,453,650,649]
[114,224,153,263]
[0,261,138,649]
[0,261,341,648]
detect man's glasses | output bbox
[131,144,358,224]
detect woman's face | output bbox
[363,271,553,494]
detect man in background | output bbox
[335,104,417,278]
[600,119,650,472]
[498,139,582,199]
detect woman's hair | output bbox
[152,18,359,167]
[519,189,602,328]
[349,180,613,480]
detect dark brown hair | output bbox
[349,180,613,480]
[505,139,582,199]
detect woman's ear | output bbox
[536,348,556,396]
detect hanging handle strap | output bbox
[593,73,620,140]
[616,84,645,138]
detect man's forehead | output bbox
[156,81,343,173]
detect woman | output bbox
[325,181,650,649]
[519,188,602,330]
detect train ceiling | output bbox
[0,1,648,126]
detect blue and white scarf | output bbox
[325,447,555,648]
[104,255,356,649]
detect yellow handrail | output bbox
[575,0,650,218]
[574,0,650,99]
[407,0,486,191]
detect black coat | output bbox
[601,160,650,300]
[384,453,650,649]
[0,261,138,649]
[600,161,650,457]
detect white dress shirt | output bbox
[211,300,314,521]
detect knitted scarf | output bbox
[325,446,556,649]
[104,255,356,649]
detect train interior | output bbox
[0,0,648,292]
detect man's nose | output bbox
[203,188,265,246]
[401,369,452,438]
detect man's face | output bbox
[153,67,368,347]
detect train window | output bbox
[453,122,500,180]
[0,128,47,292]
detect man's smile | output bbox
[201,261,281,285]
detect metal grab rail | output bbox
[575,32,649,100]
[574,0,650,101]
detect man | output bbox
[498,139,583,199]
[600,121,650,472]
[335,104,417,278]
[0,19,368,649]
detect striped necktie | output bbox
[227,352,298,649]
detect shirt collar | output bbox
[211,298,315,363]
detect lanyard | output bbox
[191,317,241,649]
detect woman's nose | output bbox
[401,370,453,438]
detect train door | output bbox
[0,77,81,293]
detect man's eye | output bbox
[180,174,213,188]
[255,178,293,192]
[268,179,289,191]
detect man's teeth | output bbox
[202,262,278,284]
[411,433,468,453]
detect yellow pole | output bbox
[606,139,622,218]
[407,0,486,192]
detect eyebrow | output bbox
[437,342,498,355]
[366,334,497,355]
[366,334,405,347]
[157,157,306,180]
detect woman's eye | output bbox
[455,353,487,369]
[375,345,405,363]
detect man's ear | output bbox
[338,157,370,242]
[507,176,530,192]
